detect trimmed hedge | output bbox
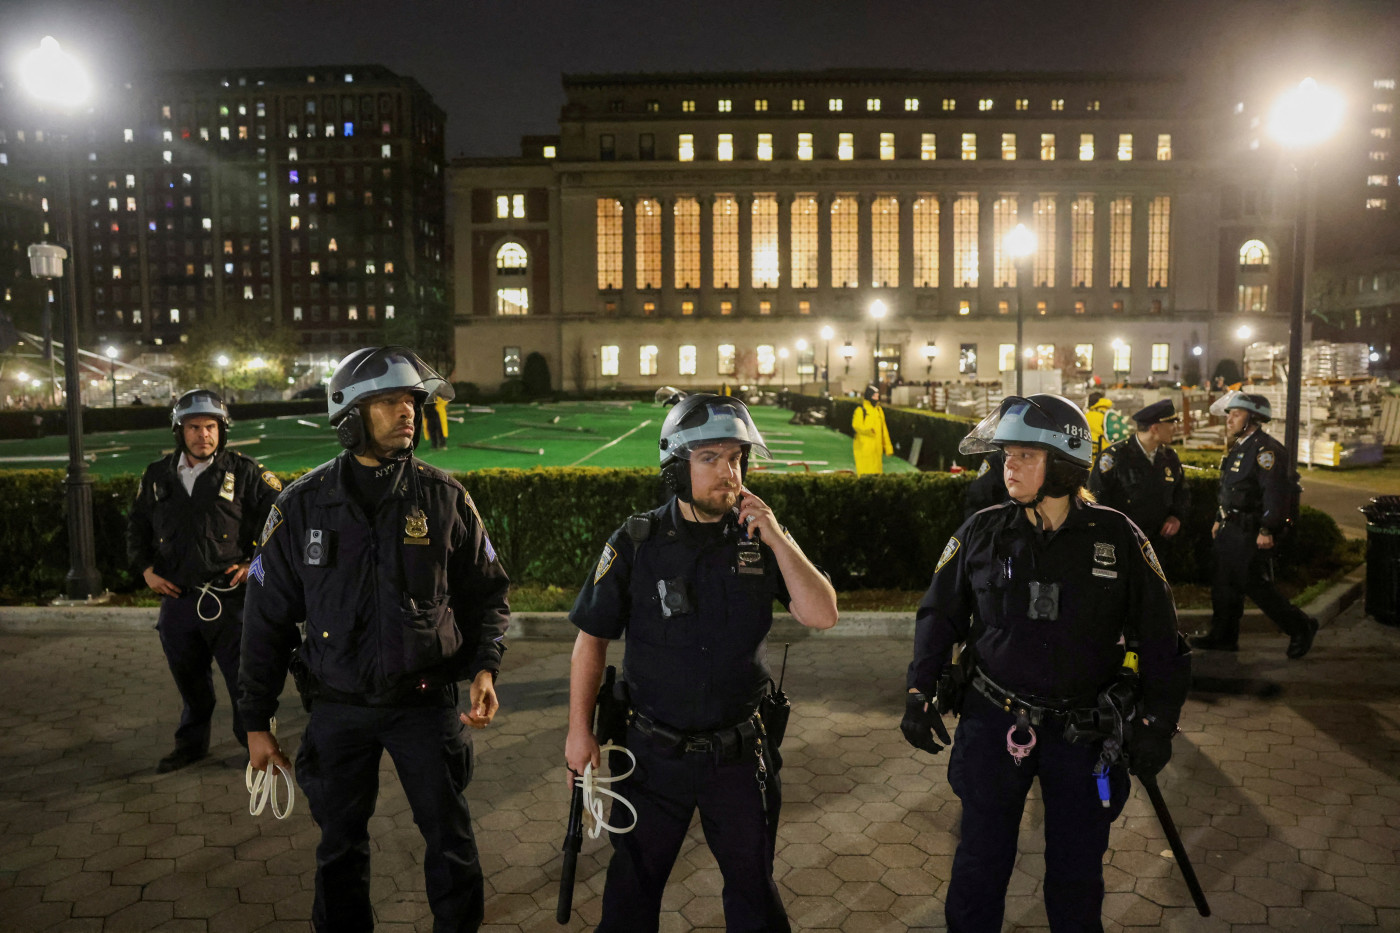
[0,466,1347,603]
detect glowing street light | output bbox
[840,340,855,375]
[1003,223,1037,396]
[216,353,230,397]
[104,345,118,408]
[922,340,938,374]
[18,37,91,109]
[869,300,888,385]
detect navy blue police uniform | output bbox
[1087,439,1188,550]
[908,498,1187,933]
[239,452,509,933]
[1203,426,1315,651]
[127,448,280,759]
[570,497,795,933]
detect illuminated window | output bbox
[718,344,736,375]
[798,300,811,315]
[1151,343,1170,373]
[681,100,695,112]
[921,133,936,160]
[905,98,919,111]
[640,345,659,375]
[943,98,956,111]
[717,133,733,161]
[718,99,732,112]
[998,344,1016,371]
[1368,174,1389,186]
[838,133,854,160]
[289,146,298,161]
[124,128,134,143]
[752,195,779,288]
[954,194,979,287]
[674,198,700,288]
[1117,134,1133,160]
[914,195,939,288]
[126,174,136,188]
[289,215,301,230]
[596,198,622,289]
[758,300,772,316]
[979,98,993,111]
[1075,300,1086,315]
[830,195,859,287]
[959,344,977,372]
[678,133,694,161]
[112,266,122,280]
[243,285,254,299]
[1113,343,1131,372]
[496,195,510,219]
[1148,196,1170,287]
[1087,100,1101,111]
[1238,284,1268,311]
[679,345,697,374]
[543,145,556,158]
[681,300,695,316]
[1372,127,1392,139]
[1032,344,1054,368]
[1156,134,1172,160]
[754,99,769,112]
[1375,79,1396,90]
[328,238,338,252]
[959,301,972,316]
[1375,102,1395,113]
[880,133,895,160]
[872,196,899,287]
[961,133,978,160]
[512,194,525,218]
[1367,198,1389,210]
[1033,195,1056,287]
[713,194,738,288]
[1016,99,1029,111]
[791,194,819,288]
[381,143,391,159]
[1079,134,1095,160]
[797,133,813,160]
[310,260,319,275]
[1370,151,1389,161]
[1110,197,1132,287]
[1072,195,1094,287]
[719,300,733,316]
[496,288,528,315]
[757,133,773,161]
[108,197,118,212]
[1001,133,1017,160]
[1051,99,1065,111]
[600,345,619,376]
[757,345,776,376]
[636,198,661,289]
[828,98,844,112]
[992,196,1018,286]
[790,99,805,111]
[866,98,881,112]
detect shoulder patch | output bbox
[261,470,283,491]
[1257,449,1275,470]
[1141,540,1167,583]
[976,459,991,478]
[594,543,617,584]
[935,536,961,573]
[258,505,283,547]
[1099,453,1115,472]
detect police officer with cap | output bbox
[1191,392,1318,658]
[127,389,280,772]
[567,393,838,933]
[239,346,510,932]
[1087,398,1189,550]
[902,394,1190,933]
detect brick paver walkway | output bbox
[2,595,1398,932]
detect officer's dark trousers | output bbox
[296,702,481,933]
[1208,520,1311,644]
[156,589,245,754]
[597,726,790,933]
[946,692,1130,933]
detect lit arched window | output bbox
[493,241,529,315]
[496,242,528,272]
[1239,239,1270,267]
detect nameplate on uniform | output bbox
[219,471,236,501]
[1092,568,1118,579]
[403,537,431,546]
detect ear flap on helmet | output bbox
[336,406,367,454]
[662,459,691,502]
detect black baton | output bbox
[1137,772,1210,917]
[556,771,584,924]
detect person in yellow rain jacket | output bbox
[422,394,450,449]
[852,384,893,475]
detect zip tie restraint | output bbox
[246,717,295,820]
[577,743,637,839]
[196,579,242,622]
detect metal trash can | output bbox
[1360,495,1400,626]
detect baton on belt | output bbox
[1136,771,1211,917]
[557,665,620,924]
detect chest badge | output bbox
[1093,542,1117,567]
[1164,467,1175,483]
[219,471,236,502]
[1099,453,1115,472]
[404,509,430,545]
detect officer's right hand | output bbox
[564,728,600,792]
[142,566,181,598]
[247,730,291,774]
[901,690,953,755]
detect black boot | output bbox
[1286,618,1319,660]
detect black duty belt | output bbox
[629,709,759,759]
[970,669,1101,727]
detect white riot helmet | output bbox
[327,346,452,455]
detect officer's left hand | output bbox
[901,690,952,755]
[737,486,782,542]
[1129,716,1176,777]
[1256,531,1274,550]
[1160,516,1181,538]
[225,562,251,587]
[460,670,499,729]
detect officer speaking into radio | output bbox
[1087,398,1189,551]
[902,394,1190,933]
[239,346,510,933]
[127,389,280,773]
[1191,392,1318,658]
[566,393,838,933]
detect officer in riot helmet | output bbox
[902,393,1190,933]
[1191,392,1318,658]
[239,346,510,932]
[127,389,280,773]
[566,392,838,932]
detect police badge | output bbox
[404,509,430,545]
[1093,542,1116,566]
[219,471,236,502]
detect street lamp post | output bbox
[21,36,104,603]
[777,347,789,391]
[104,345,117,407]
[820,325,834,395]
[868,299,889,388]
[1004,223,1037,397]
[216,354,230,398]
[794,339,808,395]
[1269,77,1344,495]
[1235,325,1252,384]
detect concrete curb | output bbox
[0,566,1368,639]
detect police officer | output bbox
[238,346,510,933]
[1191,393,1318,658]
[902,394,1190,933]
[127,389,280,773]
[1087,398,1189,550]
[566,393,838,933]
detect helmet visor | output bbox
[1210,389,1241,418]
[958,397,1032,457]
[663,399,770,461]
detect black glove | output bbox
[1129,716,1176,777]
[901,690,953,755]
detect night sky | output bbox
[5,0,1399,157]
